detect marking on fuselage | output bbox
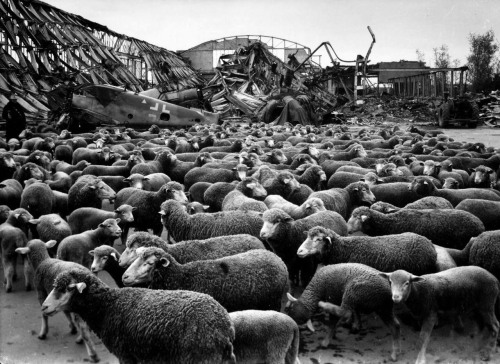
[148,113,156,119]
[141,99,147,104]
[150,103,159,111]
[162,105,171,114]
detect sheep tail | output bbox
[285,324,301,364]
[444,239,473,266]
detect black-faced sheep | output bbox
[264,195,326,219]
[122,247,288,312]
[298,226,438,275]
[56,218,122,269]
[160,199,264,242]
[285,263,400,361]
[230,310,300,364]
[41,267,237,364]
[410,176,500,207]
[347,206,484,249]
[115,181,188,236]
[15,239,99,362]
[469,165,496,188]
[380,267,499,364]
[118,232,266,268]
[308,181,376,220]
[67,175,116,213]
[67,204,135,244]
[89,245,125,287]
[260,208,347,287]
[221,177,268,212]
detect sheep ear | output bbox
[29,218,40,225]
[360,215,368,222]
[123,178,130,183]
[423,181,428,185]
[306,319,315,332]
[71,282,86,294]
[89,250,95,256]
[286,292,298,302]
[324,236,332,245]
[110,252,118,261]
[15,247,30,255]
[160,257,170,267]
[282,178,290,184]
[246,183,256,189]
[410,275,424,283]
[488,169,494,174]
[159,210,166,216]
[386,208,397,213]
[378,272,391,280]
[115,218,121,224]
[45,240,57,249]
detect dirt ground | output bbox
[2,122,500,364]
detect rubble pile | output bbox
[479,91,500,127]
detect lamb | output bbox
[119,232,266,268]
[230,310,300,364]
[67,175,116,213]
[20,181,54,218]
[308,181,376,220]
[221,177,268,212]
[0,178,23,209]
[298,226,438,275]
[41,267,237,364]
[260,208,348,286]
[380,267,499,364]
[264,195,326,219]
[347,206,485,249]
[410,176,500,207]
[0,208,33,292]
[370,196,454,213]
[89,245,126,287]
[115,181,188,236]
[56,218,122,269]
[67,204,135,244]
[122,247,289,312]
[160,199,264,242]
[15,239,99,362]
[285,263,400,361]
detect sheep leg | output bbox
[120,226,130,245]
[73,314,100,363]
[379,312,401,362]
[416,313,437,364]
[478,311,499,361]
[2,255,14,293]
[64,310,78,334]
[152,224,163,237]
[322,314,340,347]
[38,314,49,340]
[23,256,33,291]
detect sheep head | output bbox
[423,160,440,177]
[370,201,398,214]
[379,270,424,304]
[123,174,147,189]
[114,204,135,223]
[90,179,116,202]
[409,176,436,196]
[471,165,493,185]
[346,207,372,234]
[122,247,168,286]
[297,226,337,258]
[239,177,267,199]
[162,182,188,203]
[89,245,119,273]
[98,218,122,237]
[302,198,326,214]
[278,172,300,190]
[347,182,376,205]
[260,208,293,240]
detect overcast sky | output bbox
[43,0,500,67]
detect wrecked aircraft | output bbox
[48,84,217,132]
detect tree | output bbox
[416,49,425,64]
[467,30,499,92]
[433,44,450,68]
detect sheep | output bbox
[410,176,500,207]
[29,213,71,255]
[185,201,209,214]
[327,171,378,189]
[56,218,122,269]
[0,205,11,224]
[347,206,485,249]
[454,199,500,231]
[72,146,112,165]
[115,181,188,236]
[119,232,266,268]
[370,196,454,213]
[162,151,214,183]
[123,172,171,191]
[0,178,23,209]
[221,177,268,212]
[260,208,347,287]
[203,181,238,212]
[294,164,326,191]
[422,160,465,187]
[308,181,376,220]
[160,199,264,242]
[188,181,213,203]
[41,267,237,364]
[442,176,460,189]
[263,171,301,198]
[0,152,17,181]
[183,165,242,190]
[264,195,326,219]
[14,162,51,185]
[81,154,142,177]
[67,175,116,213]
[469,165,496,188]
[369,182,421,207]
[53,160,90,174]
[298,226,438,275]
[320,160,359,179]
[230,310,300,364]
[0,208,33,292]
[15,240,99,362]
[380,267,499,364]
[123,247,288,312]
[285,263,400,361]
[89,245,125,287]
[20,181,54,218]
[68,204,135,244]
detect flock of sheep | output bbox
[1,121,500,364]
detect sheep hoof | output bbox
[69,326,78,335]
[38,333,46,340]
[89,354,100,363]
[75,335,83,344]
[5,286,12,293]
